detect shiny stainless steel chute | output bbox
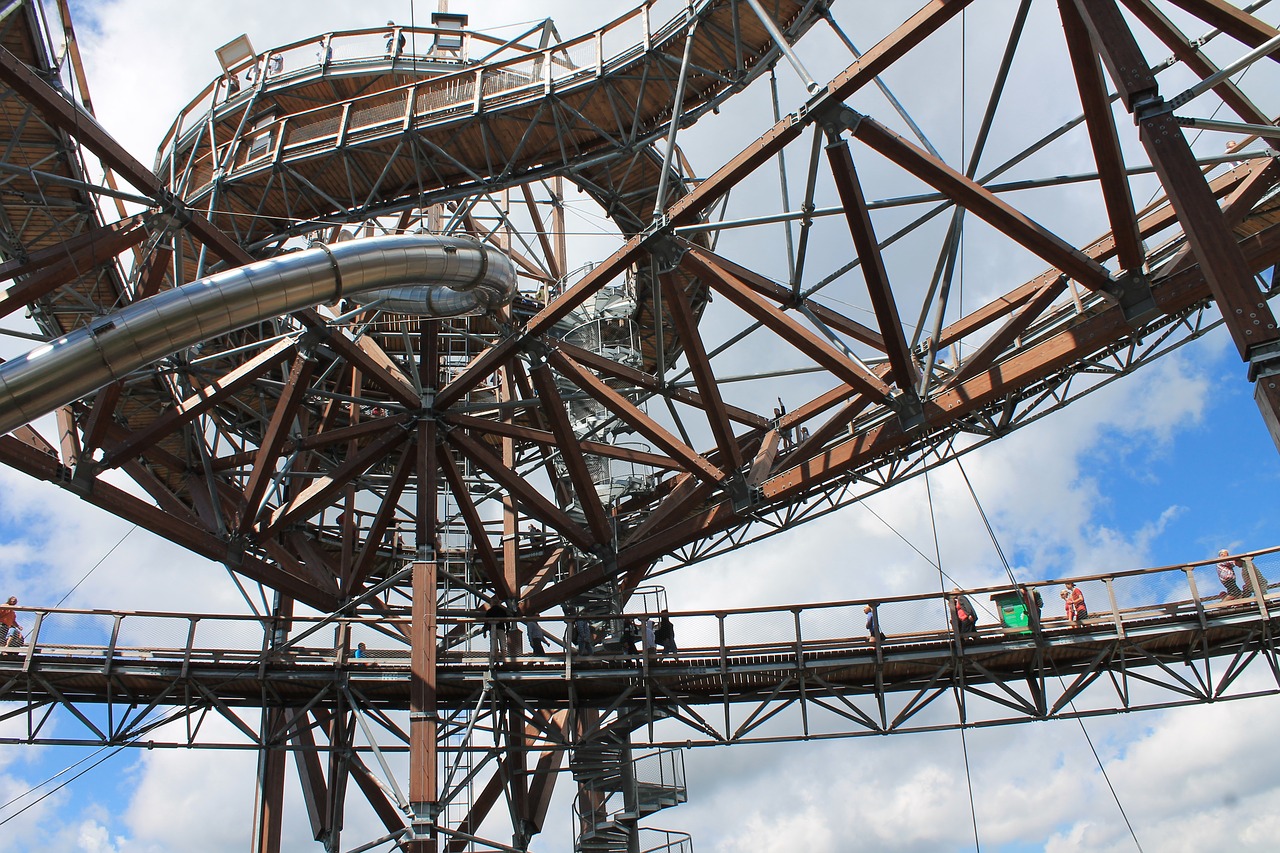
[0,234,516,435]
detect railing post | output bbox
[21,611,43,674]
[103,614,123,676]
[718,612,729,737]
[181,617,198,680]
[1186,567,1209,632]
[1103,578,1125,639]
[402,85,416,132]
[595,30,603,76]
[1244,557,1271,619]
[335,619,350,669]
[271,118,289,165]
[336,101,351,147]
[642,3,652,52]
[472,68,483,114]
[793,607,808,737]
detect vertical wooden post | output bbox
[252,596,294,853]
[410,321,439,851]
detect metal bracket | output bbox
[815,102,862,140]
[889,389,926,434]
[1132,94,1170,123]
[727,475,758,514]
[642,232,686,274]
[1247,340,1280,382]
[1110,270,1158,326]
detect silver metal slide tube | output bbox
[0,234,515,435]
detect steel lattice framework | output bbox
[1,0,1279,850]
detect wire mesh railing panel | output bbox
[633,748,684,790]
[481,63,537,98]
[31,611,114,652]
[1244,555,1276,598]
[285,112,342,147]
[797,603,858,647]
[723,609,793,653]
[327,32,392,64]
[349,93,407,131]
[415,75,475,115]
[550,42,597,81]
[115,615,193,651]
[1190,561,1234,606]
[662,613,717,656]
[638,829,694,853]
[193,617,266,653]
[877,597,951,639]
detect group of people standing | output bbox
[573,612,677,661]
[865,581,1090,646]
[479,601,677,662]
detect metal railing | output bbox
[2,547,1276,671]
[157,2,662,175]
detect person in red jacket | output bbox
[0,596,20,647]
[1062,582,1087,626]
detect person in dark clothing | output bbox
[525,618,548,655]
[654,611,677,660]
[482,600,513,660]
[621,617,641,656]
[950,588,978,637]
[573,617,594,656]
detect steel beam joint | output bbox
[641,231,686,274]
[1132,93,1170,123]
[815,102,861,140]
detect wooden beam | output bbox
[438,449,510,601]
[442,412,682,471]
[659,272,743,469]
[102,339,296,469]
[1073,0,1279,359]
[546,348,726,485]
[846,114,1117,295]
[240,353,318,530]
[446,427,598,554]
[0,217,149,319]
[685,248,893,401]
[824,137,919,391]
[261,426,410,536]
[1059,0,1146,273]
[528,361,613,542]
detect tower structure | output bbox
[0,1,1278,850]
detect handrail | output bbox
[2,547,1275,667]
[3,545,1275,623]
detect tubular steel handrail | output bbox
[3,546,1276,671]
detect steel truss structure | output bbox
[1,0,1280,850]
